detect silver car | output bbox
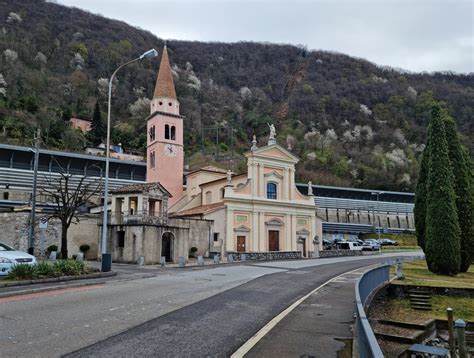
[0,243,37,276]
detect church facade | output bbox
[172,139,323,258]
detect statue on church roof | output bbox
[267,123,276,145]
[267,123,276,139]
[251,134,258,151]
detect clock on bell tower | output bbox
[146,45,184,206]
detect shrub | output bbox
[53,260,86,276]
[35,261,59,278]
[7,264,37,280]
[47,245,58,252]
[79,244,90,253]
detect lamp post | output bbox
[370,191,384,241]
[101,49,158,272]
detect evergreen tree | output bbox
[424,105,461,275]
[90,101,105,145]
[444,114,474,272]
[414,137,429,250]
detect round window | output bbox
[168,102,172,106]
[159,101,163,105]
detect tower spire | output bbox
[153,45,176,99]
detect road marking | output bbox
[230,267,369,358]
[0,284,104,303]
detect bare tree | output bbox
[40,166,102,259]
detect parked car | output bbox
[0,243,37,276]
[346,238,364,245]
[362,240,381,251]
[379,239,399,246]
[337,242,363,251]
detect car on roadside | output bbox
[346,238,364,245]
[378,238,399,246]
[0,242,37,276]
[362,239,381,251]
[337,241,363,251]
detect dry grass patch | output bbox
[392,260,474,289]
[370,296,474,322]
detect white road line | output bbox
[230,266,370,358]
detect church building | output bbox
[107,45,322,263]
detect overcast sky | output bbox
[58,0,473,73]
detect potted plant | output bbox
[189,247,198,258]
[79,244,90,260]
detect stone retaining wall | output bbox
[226,251,302,261]
[319,249,363,258]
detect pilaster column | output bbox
[283,168,289,200]
[226,208,234,252]
[252,212,259,251]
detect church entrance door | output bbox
[268,230,279,251]
[161,232,174,262]
[237,236,246,252]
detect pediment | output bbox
[296,228,310,235]
[265,218,284,226]
[247,144,299,163]
[234,225,251,232]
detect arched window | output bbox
[266,182,277,200]
[205,191,212,203]
[171,126,176,140]
[165,124,170,139]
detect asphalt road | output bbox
[66,253,418,358]
[0,252,420,357]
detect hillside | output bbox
[0,0,473,192]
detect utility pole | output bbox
[28,128,40,255]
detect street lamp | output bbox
[370,191,384,241]
[100,48,158,272]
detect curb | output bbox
[0,280,109,299]
[0,271,116,288]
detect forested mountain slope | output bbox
[1,0,473,191]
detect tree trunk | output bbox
[61,223,68,259]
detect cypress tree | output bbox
[424,105,461,275]
[90,101,105,145]
[414,137,430,250]
[444,114,474,272]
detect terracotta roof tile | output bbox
[110,182,171,196]
[153,46,177,100]
[170,202,225,217]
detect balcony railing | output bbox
[102,210,167,226]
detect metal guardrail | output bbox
[355,264,388,358]
[355,255,425,357]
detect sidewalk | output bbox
[243,266,369,357]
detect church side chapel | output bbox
[106,45,322,264]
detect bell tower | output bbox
[146,45,184,205]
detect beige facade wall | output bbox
[200,175,247,205]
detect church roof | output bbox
[187,165,228,176]
[153,46,177,100]
[170,202,225,218]
[110,182,171,196]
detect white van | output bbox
[337,242,363,251]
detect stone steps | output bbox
[408,288,432,310]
